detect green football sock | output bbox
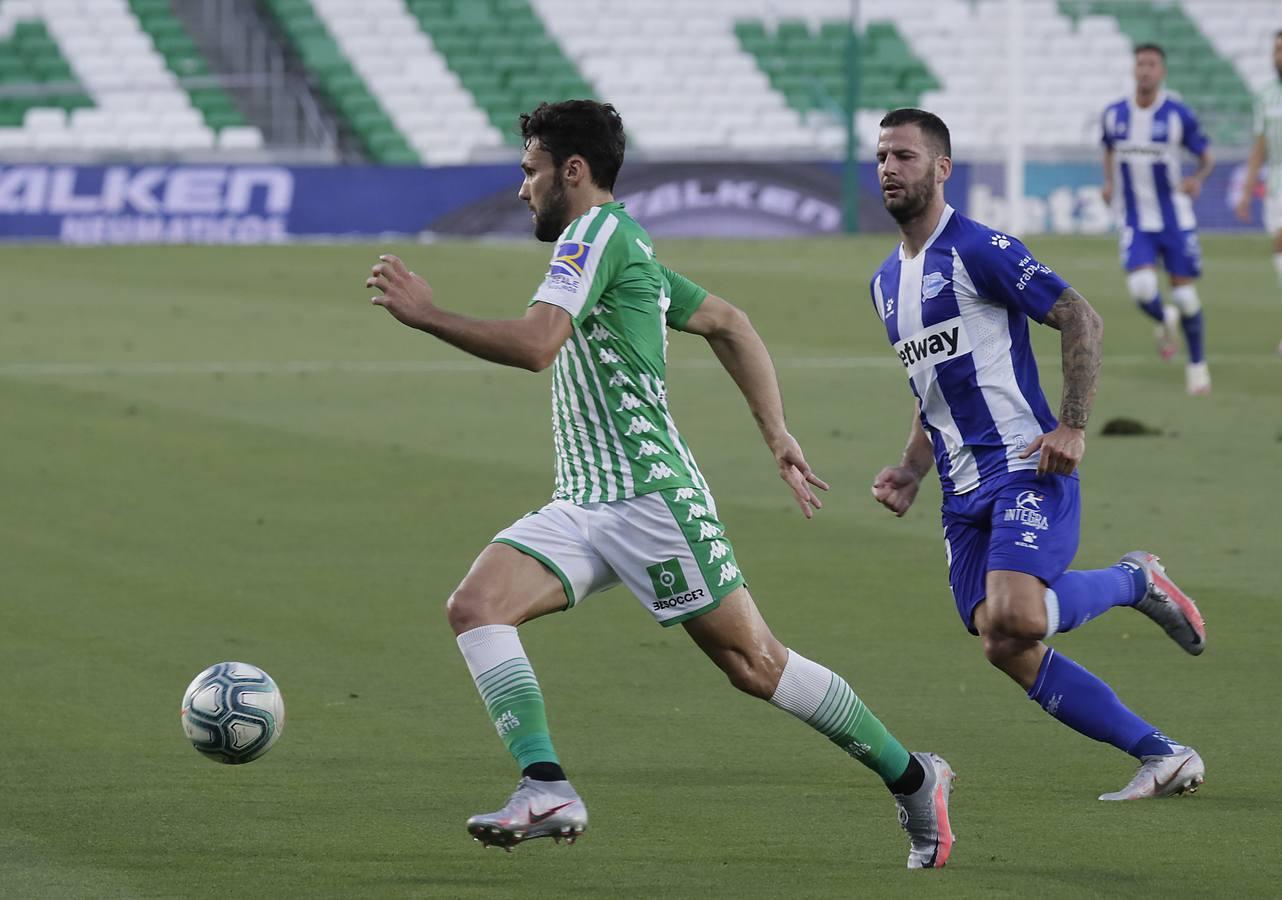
[457,625,560,769]
[769,649,911,784]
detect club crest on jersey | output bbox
[922,271,948,300]
[549,242,590,279]
[893,316,973,376]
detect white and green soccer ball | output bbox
[181,662,285,764]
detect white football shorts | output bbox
[492,487,745,627]
[1266,188,1282,236]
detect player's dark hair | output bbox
[879,108,951,158]
[520,100,627,192]
[1134,42,1166,60]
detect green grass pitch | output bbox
[1,234,1278,898]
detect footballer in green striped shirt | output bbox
[1236,29,1282,355]
[365,100,957,867]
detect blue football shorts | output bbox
[940,471,1081,634]
[1120,226,1202,278]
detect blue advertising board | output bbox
[0,161,941,243]
[0,158,1257,243]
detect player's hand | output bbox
[1019,424,1085,476]
[1234,195,1253,223]
[770,433,829,519]
[871,465,920,517]
[1101,182,1113,206]
[367,254,436,329]
[1180,176,1202,198]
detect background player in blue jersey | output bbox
[867,107,1208,801]
[1101,43,1215,394]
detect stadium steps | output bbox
[735,18,940,117]
[405,0,594,146]
[125,0,248,133]
[1059,0,1253,144]
[260,0,418,163]
[302,0,503,165]
[0,19,91,128]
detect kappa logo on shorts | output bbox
[646,558,688,600]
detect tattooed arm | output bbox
[1018,287,1103,475]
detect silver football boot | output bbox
[1121,551,1206,655]
[894,752,957,869]
[466,777,587,850]
[1099,746,1205,801]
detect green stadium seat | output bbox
[736,17,938,115]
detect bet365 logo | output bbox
[646,558,688,599]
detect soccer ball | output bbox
[181,661,285,764]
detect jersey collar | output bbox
[898,204,955,261]
[1130,89,1168,113]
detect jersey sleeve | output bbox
[1100,106,1115,149]
[960,234,1070,323]
[1254,90,1266,138]
[529,221,625,324]
[1178,104,1210,155]
[660,264,709,329]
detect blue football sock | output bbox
[1180,311,1205,364]
[1137,295,1165,322]
[1027,649,1160,758]
[1044,564,1144,634]
[1129,730,1184,757]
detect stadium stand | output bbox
[261,0,418,163]
[403,0,593,148]
[0,0,1270,162]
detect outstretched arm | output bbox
[680,294,829,518]
[871,401,933,517]
[367,254,572,372]
[1021,286,1103,475]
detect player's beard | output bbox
[882,170,936,225]
[532,175,571,242]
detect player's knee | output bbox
[1170,283,1201,316]
[979,594,1047,643]
[1126,267,1159,302]
[445,582,501,634]
[981,632,1016,666]
[720,650,784,699]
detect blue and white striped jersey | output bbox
[1101,92,1210,233]
[870,207,1069,496]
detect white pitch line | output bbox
[0,354,1277,378]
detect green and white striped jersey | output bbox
[1254,79,1282,194]
[529,202,710,505]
